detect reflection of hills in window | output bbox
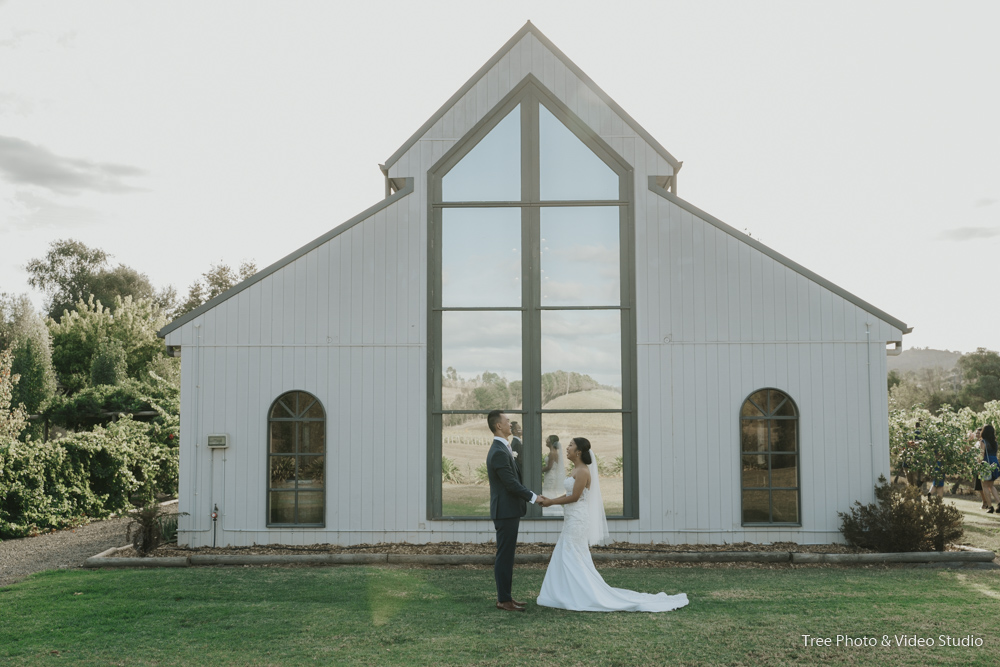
[441,369,621,412]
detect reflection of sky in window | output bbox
[442,105,520,202]
[442,311,522,382]
[442,208,521,307]
[542,310,621,387]
[539,105,618,201]
[541,207,620,306]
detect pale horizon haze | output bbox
[1,1,997,354]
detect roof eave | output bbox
[158,178,415,340]
[647,177,910,337]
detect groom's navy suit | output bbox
[487,436,535,603]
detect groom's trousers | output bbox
[493,517,519,602]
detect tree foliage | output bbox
[48,295,169,394]
[177,260,257,317]
[0,348,29,441]
[0,294,56,420]
[888,348,1000,413]
[90,337,128,386]
[957,348,1000,412]
[24,238,175,321]
[889,402,1000,484]
[0,417,178,539]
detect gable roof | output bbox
[648,177,911,335]
[157,178,414,338]
[383,21,682,175]
[160,25,908,343]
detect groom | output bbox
[486,409,545,612]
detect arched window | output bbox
[267,391,325,526]
[740,388,799,525]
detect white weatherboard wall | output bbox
[165,25,903,547]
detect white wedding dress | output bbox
[537,476,689,613]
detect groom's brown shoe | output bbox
[511,599,527,607]
[496,601,525,612]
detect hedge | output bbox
[0,417,178,540]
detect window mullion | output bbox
[523,96,543,514]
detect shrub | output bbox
[838,475,964,552]
[0,417,178,540]
[474,462,489,485]
[442,456,463,483]
[598,455,623,477]
[126,502,187,556]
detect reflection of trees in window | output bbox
[430,81,635,519]
[740,389,799,525]
[268,391,325,526]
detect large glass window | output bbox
[430,84,635,519]
[268,391,325,526]
[740,389,799,525]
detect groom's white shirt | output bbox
[493,435,537,504]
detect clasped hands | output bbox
[536,495,553,507]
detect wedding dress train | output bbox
[537,477,689,613]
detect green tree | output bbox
[0,348,29,441]
[48,295,168,394]
[0,294,56,422]
[888,366,960,413]
[90,337,128,386]
[177,260,257,317]
[887,369,901,392]
[25,238,175,321]
[957,348,1000,412]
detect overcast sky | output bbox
[1,1,997,353]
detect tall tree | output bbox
[47,295,168,395]
[0,293,56,418]
[0,348,29,441]
[177,260,257,317]
[24,238,175,321]
[958,348,1000,412]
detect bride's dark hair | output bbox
[572,437,593,465]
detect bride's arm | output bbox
[545,468,590,506]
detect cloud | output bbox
[975,199,997,208]
[940,227,1000,241]
[0,190,98,232]
[0,135,145,195]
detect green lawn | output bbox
[2,565,999,666]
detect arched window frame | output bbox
[426,75,639,520]
[267,390,326,527]
[739,388,800,526]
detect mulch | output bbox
[138,540,876,558]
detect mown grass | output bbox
[2,565,999,666]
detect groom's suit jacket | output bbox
[487,438,534,520]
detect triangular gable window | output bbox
[539,104,619,201]
[441,104,521,202]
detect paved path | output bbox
[0,517,130,588]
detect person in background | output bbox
[968,428,988,509]
[510,421,524,483]
[980,424,1000,513]
[541,434,565,517]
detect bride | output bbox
[536,437,689,613]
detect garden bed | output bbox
[86,540,997,570]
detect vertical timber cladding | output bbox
[160,24,908,546]
[426,76,639,522]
